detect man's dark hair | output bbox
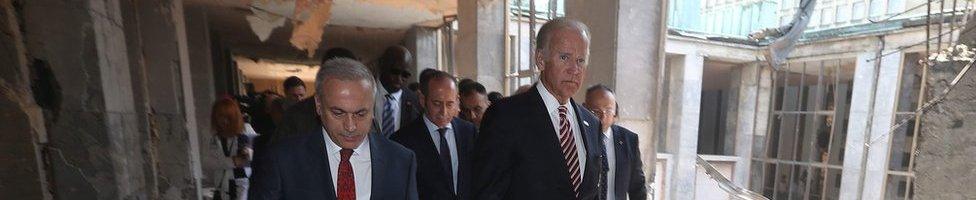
[377,46,412,75]
[459,80,487,97]
[487,92,503,103]
[407,82,420,93]
[283,76,305,91]
[419,68,439,83]
[585,84,618,117]
[419,70,457,95]
[322,47,358,65]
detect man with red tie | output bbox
[248,58,418,200]
[472,18,606,200]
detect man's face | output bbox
[460,92,489,126]
[286,86,306,101]
[584,90,616,132]
[536,28,589,103]
[315,79,375,149]
[380,64,410,93]
[422,78,460,127]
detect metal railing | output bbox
[695,156,769,200]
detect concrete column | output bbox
[731,63,772,187]
[185,5,221,191]
[405,26,439,80]
[21,0,149,198]
[663,53,704,200]
[839,50,903,200]
[456,0,505,92]
[126,0,203,198]
[0,0,50,198]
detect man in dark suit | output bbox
[472,18,606,200]
[374,46,422,138]
[583,85,647,200]
[248,58,418,200]
[393,70,477,200]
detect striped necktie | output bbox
[558,105,582,198]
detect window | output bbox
[822,7,835,26]
[885,53,923,200]
[853,2,866,20]
[869,0,884,17]
[837,4,851,23]
[751,60,855,200]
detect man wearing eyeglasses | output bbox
[583,84,646,200]
[374,45,422,138]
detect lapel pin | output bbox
[583,121,590,127]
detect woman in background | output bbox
[209,97,258,200]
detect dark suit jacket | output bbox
[247,129,419,200]
[275,98,320,136]
[374,87,422,138]
[392,117,476,200]
[607,125,647,200]
[472,85,606,200]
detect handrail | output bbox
[695,156,769,200]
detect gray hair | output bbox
[315,58,377,98]
[535,17,590,54]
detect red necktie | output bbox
[558,106,582,197]
[337,149,356,200]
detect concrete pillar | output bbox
[456,0,506,92]
[185,5,221,191]
[125,0,204,198]
[663,53,704,200]
[405,26,439,80]
[839,50,904,200]
[20,0,150,198]
[0,0,50,198]
[731,63,772,187]
[565,0,668,196]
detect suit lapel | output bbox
[570,100,603,198]
[612,127,629,196]
[369,134,389,200]
[309,129,337,198]
[453,119,473,198]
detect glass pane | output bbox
[767,115,783,158]
[811,115,832,163]
[808,167,826,200]
[777,114,800,160]
[763,163,777,198]
[828,112,848,166]
[885,175,909,200]
[787,165,806,199]
[824,169,843,200]
[774,164,793,199]
[888,115,916,171]
[750,161,765,192]
[897,53,923,112]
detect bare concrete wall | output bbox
[913,12,976,200]
[0,0,50,198]
[20,0,151,198]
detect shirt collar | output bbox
[387,88,403,101]
[423,116,453,133]
[603,127,613,138]
[536,82,572,114]
[322,127,370,156]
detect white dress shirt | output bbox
[323,128,372,200]
[536,83,586,177]
[424,117,459,192]
[603,128,616,200]
[388,89,403,131]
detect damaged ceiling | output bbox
[186,0,456,62]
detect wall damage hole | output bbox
[30,59,61,122]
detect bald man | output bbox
[583,85,646,200]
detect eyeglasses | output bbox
[588,108,615,115]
